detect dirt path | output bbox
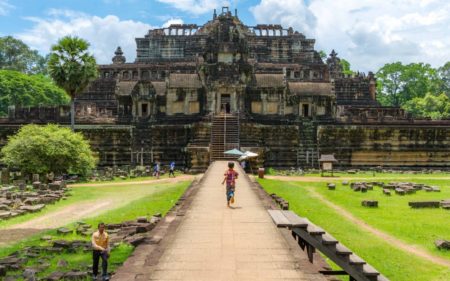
[0,175,197,247]
[306,187,450,268]
[69,175,196,187]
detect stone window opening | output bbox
[141,103,148,116]
[302,104,310,117]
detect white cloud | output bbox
[0,0,13,16]
[157,0,229,15]
[162,18,184,27]
[250,0,450,71]
[250,0,316,37]
[16,10,154,64]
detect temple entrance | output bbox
[221,94,231,113]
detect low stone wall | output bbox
[318,124,450,168]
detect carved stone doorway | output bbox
[221,94,231,113]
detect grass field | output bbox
[0,177,190,229]
[0,180,191,279]
[259,175,450,281]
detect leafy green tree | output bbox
[376,62,441,106]
[1,124,97,176]
[437,61,450,96]
[403,92,450,120]
[340,59,354,76]
[0,36,47,74]
[318,50,327,62]
[48,36,97,130]
[0,70,69,116]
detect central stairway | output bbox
[210,113,239,161]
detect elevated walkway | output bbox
[112,161,326,280]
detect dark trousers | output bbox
[169,169,175,177]
[93,250,108,276]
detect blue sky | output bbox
[1,0,449,71]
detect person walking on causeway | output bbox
[222,162,239,208]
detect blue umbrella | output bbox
[224,148,244,156]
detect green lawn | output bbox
[0,181,190,279]
[259,177,450,281]
[0,179,187,229]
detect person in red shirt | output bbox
[222,162,239,208]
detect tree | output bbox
[437,61,450,96]
[318,50,327,62]
[48,36,97,130]
[0,70,69,116]
[0,36,47,74]
[376,62,441,106]
[340,59,354,76]
[1,124,97,176]
[403,92,450,120]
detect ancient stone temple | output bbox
[1,7,449,171]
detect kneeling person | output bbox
[92,222,110,280]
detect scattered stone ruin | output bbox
[0,7,449,172]
[0,215,162,279]
[0,171,68,220]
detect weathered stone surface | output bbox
[136,216,148,223]
[435,240,450,250]
[327,183,335,190]
[124,233,147,246]
[56,227,72,235]
[44,271,65,281]
[362,200,378,207]
[23,268,37,281]
[408,201,440,208]
[40,235,53,241]
[0,211,11,219]
[53,240,72,249]
[395,188,405,195]
[19,204,45,212]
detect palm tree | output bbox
[48,36,97,130]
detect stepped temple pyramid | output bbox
[1,7,449,171]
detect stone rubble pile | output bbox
[0,214,162,280]
[0,181,68,220]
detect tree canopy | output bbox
[376,62,441,107]
[0,70,70,116]
[48,36,98,130]
[1,124,97,176]
[0,36,47,74]
[403,93,450,120]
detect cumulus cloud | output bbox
[16,9,154,64]
[0,0,14,16]
[250,0,450,71]
[162,18,184,27]
[157,0,229,15]
[250,0,316,37]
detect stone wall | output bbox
[240,121,299,168]
[317,125,450,168]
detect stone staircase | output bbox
[297,119,319,168]
[210,113,239,161]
